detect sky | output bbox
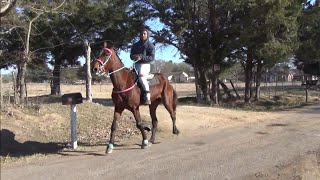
[1,19,181,74]
[1,0,316,74]
[105,18,182,68]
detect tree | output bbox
[295,1,320,76]
[0,0,67,103]
[0,0,17,17]
[231,0,301,102]
[34,0,142,95]
[140,0,230,103]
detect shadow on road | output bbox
[0,129,66,157]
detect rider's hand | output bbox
[134,54,142,61]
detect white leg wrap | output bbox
[108,143,114,149]
[143,139,149,145]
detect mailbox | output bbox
[302,80,318,86]
[306,80,318,86]
[61,93,83,105]
[61,92,83,149]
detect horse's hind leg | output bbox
[149,99,161,144]
[106,107,124,154]
[131,107,150,149]
[163,95,180,135]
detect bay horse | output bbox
[93,42,180,154]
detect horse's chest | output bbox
[112,94,136,106]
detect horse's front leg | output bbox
[106,107,124,154]
[132,107,150,149]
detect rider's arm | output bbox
[130,43,139,60]
[141,43,155,62]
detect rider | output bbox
[130,26,155,105]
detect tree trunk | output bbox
[244,50,254,103]
[17,61,27,104]
[210,67,219,105]
[0,0,17,17]
[12,72,17,104]
[230,79,240,99]
[16,64,21,96]
[250,72,254,99]
[85,42,92,102]
[0,70,2,109]
[199,69,209,102]
[219,80,235,101]
[255,59,262,101]
[193,63,202,103]
[51,61,61,95]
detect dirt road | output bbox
[2,104,320,180]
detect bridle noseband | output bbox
[95,48,113,76]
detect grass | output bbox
[1,83,319,163]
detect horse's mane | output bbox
[112,47,129,67]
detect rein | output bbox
[96,47,139,94]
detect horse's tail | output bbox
[155,73,178,111]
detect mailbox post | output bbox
[61,93,83,149]
[302,80,318,103]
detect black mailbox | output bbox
[302,80,318,86]
[306,80,318,86]
[61,93,83,105]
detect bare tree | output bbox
[0,0,17,17]
[16,0,66,104]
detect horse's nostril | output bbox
[93,68,97,72]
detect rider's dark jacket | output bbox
[130,30,155,64]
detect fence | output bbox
[0,81,115,107]
[0,76,318,108]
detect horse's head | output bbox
[93,41,114,76]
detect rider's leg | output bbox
[134,63,151,104]
[140,64,151,104]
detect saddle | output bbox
[131,69,159,102]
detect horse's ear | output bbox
[105,40,114,49]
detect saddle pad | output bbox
[148,74,160,86]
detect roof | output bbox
[163,71,189,77]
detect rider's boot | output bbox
[137,78,151,105]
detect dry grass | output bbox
[1,82,319,165]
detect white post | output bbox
[70,104,78,149]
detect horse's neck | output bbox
[109,60,134,91]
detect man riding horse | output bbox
[93,28,179,154]
[130,26,155,105]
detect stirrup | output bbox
[142,99,151,105]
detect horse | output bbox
[92,42,180,154]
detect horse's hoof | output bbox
[173,128,180,135]
[149,139,155,144]
[141,140,151,149]
[106,148,113,154]
[141,142,151,149]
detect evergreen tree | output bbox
[295,1,320,76]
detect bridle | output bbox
[95,47,139,94]
[95,48,116,77]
